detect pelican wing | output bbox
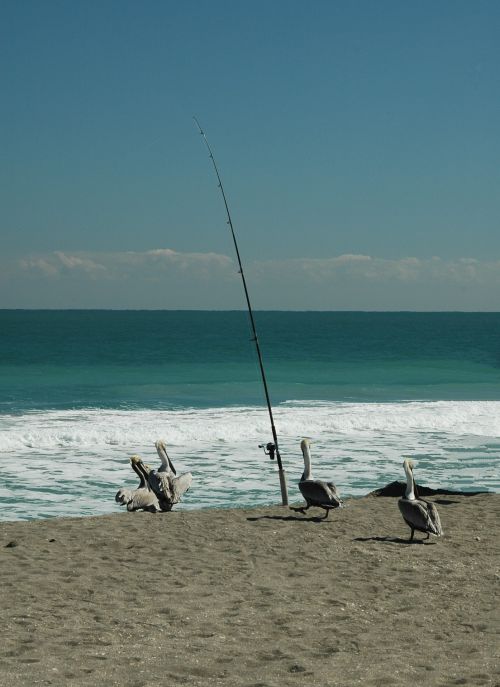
[126,488,159,512]
[148,471,174,499]
[424,500,443,535]
[326,481,342,500]
[172,472,193,500]
[398,497,443,536]
[154,471,192,504]
[299,479,342,508]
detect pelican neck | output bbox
[301,443,312,480]
[404,464,416,500]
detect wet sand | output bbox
[0,493,499,686]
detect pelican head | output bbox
[129,454,146,473]
[130,455,152,476]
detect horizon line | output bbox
[1,308,500,314]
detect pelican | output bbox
[155,439,177,475]
[398,459,443,542]
[116,456,160,512]
[133,443,192,512]
[115,441,174,506]
[291,438,343,518]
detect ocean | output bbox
[1,310,499,520]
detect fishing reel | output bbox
[258,442,276,460]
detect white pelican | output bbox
[292,438,343,518]
[115,456,160,512]
[133,443,192,512]
[398,459,443,542]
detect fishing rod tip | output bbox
[192,116,203,132]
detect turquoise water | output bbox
[0,311,499,519]
[3,310,500,409]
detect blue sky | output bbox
[1,0,499,309]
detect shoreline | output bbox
[1,493,499,686]
[1,484,495,526]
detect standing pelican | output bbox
[116,456,160,512]
[398,459,443,542]
[134,442,192,512]
[291,438,343,518]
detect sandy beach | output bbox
[1,493,498,687]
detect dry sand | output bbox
[0,493,498,687]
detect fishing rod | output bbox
[194,117,288,506]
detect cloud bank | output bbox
[18,248,233,280]
[2,249,500,310]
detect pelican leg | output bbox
[321,508,330,520]
[409,528,415,542]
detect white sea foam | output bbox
[0,400,498,520]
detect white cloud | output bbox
[54,251,107,275]
[17,248,234,281]
[142,248,233,273]
[20,252,107,278]
[5,249,500,309]
[253,254,500,285]
[19,257,60,277]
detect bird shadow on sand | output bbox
[434,498,460,505]
[246,514,330,524]
[353,536,437,545]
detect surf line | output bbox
[194,117,289,506]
